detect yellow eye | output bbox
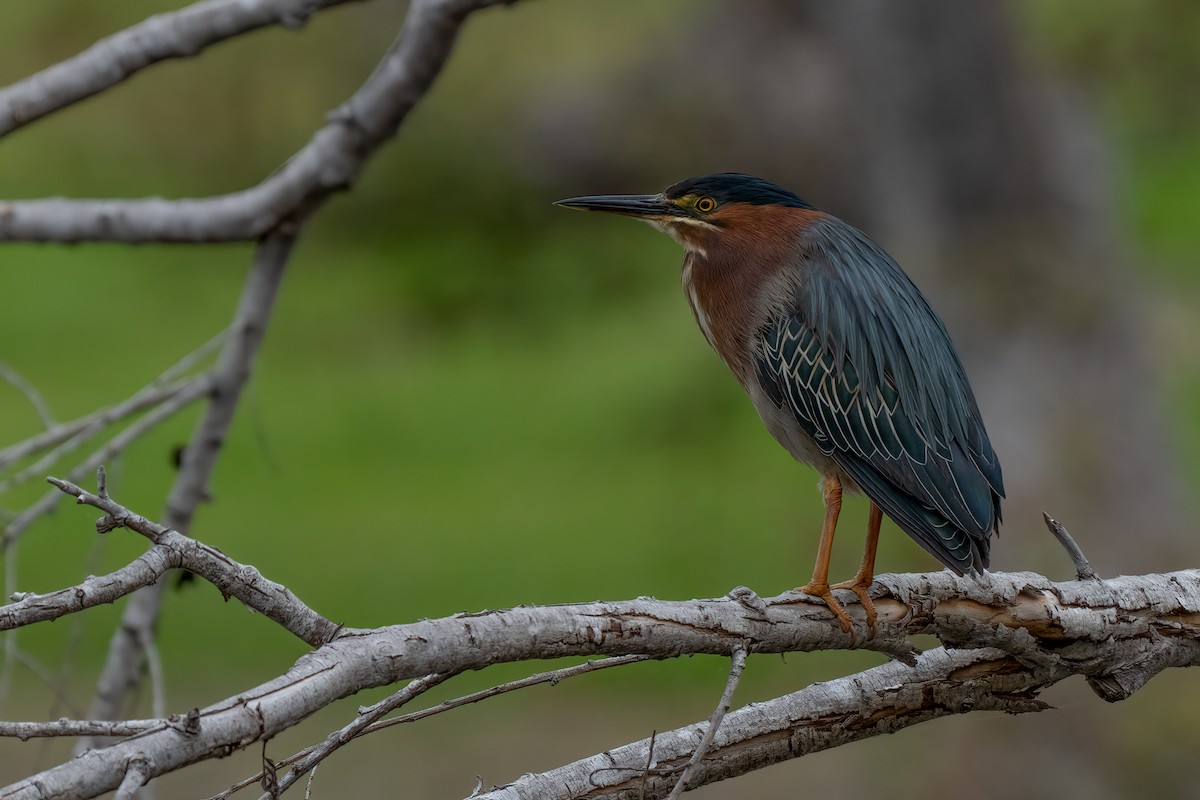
[695,197,716,213]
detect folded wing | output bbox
[754,217,1003,574]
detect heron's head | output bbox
[555,173,815,255]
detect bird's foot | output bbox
[795,580,854,633]
[830,577,878,632]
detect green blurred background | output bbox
[1,1,1199,797]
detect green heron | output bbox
[556,173,1003,631]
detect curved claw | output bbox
[796,581,854,633]
[830,578,878,632]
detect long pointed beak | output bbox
[554,193,678,218]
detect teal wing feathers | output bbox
[754,217,1003,573]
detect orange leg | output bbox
[832,501,882,630]
[797,475,854,632]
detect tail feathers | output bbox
[839,456,994,574]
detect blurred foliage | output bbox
[1023,0,1200,139]
[1020,0,1200,268]
[1,1,1199,793]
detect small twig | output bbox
[0,544,175,631]
[261,741,279,798]
[40,478,338,647]
[357,673,452,717]
[303,764,319,800]
[259,672,454,799]
[216,655,650,799]
[0,717,162,739]
[95,465,119,533]
[360,654,652,736]
[0,329,222,472]
[639,730,657,800]
[96,466,109,501]
[0,383,187,491]
[0,364,56,429]
[1043,512,1097,580]
[666,645,748,799]
[155,328,230,384]
[3,376,212,545]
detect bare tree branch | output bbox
[1043,512,1098,581]
[473,646,1054,800]
[261,672,455,799]
[45,477,1200,685]
[1,545,175,631]
[0,718,162,740]
[363,655,655,734]
[0,0,363,138]
[44,474,340,647]
[213,655,655,799]
[2,557,1197,799]
[5,475,1199,798]
[0,0,519,243]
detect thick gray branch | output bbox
[0,0,361,137]
[3,568,1198,799]
[474,646,1055,800]
[0,0,517,243]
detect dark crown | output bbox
[663,173,814,209]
